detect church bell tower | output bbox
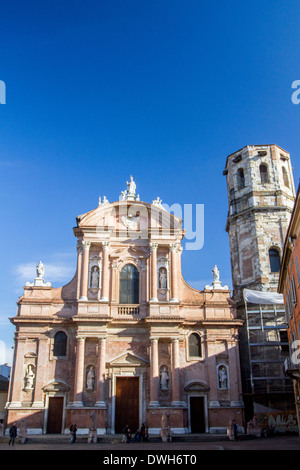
[224,144,296,420]
[224,144,295,301]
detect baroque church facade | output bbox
[6,177,244,435]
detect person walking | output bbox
[126,426,132,443]
[233,420,239,441]
[134,428,141,442]
[122,424,129,443]
[8,423,17,446]
[70,424,77,444]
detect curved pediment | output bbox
[75,201,183,234]
[43,379,70,392]
[184,381,210,392]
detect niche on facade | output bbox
[88,256,102,300]
[158,341,172,405]
[157,257,169,301]
[24,363,36,391]
[217,364,229,390]
[86,365,96,391]
[159,365,170,391]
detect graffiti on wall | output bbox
[256,411,298,434]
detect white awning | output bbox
[243,288,284,305]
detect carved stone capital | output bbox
[149,242,158,251]
[76,242,83,254]
[82,241,91,251]
[169,243,178,252]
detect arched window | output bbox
[189,333,202,358]
[119,264,139,304]
[260,164,269,184]
[269,248,281,273]
[282,167,290,188]
[237,168,245,189]
[53,331,67,356]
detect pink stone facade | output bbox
[7,194,244,435]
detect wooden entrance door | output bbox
[190,396,205,433]
[115,377,139,433]
[47,397,64,433]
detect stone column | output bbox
[110,260,118,303]
[150,242,158,302]
[101,241,110,301]
[95,338,107,407]
[171,338,181,406]
[207,353,220,408]
[169,243,179,302]
[228,342,243,406]
[73,337,85,407]
[76,242,83,300]
[9,337,26,407]
[33,338,48,407]
[149,338,160,407]
[80,241,91,301]
[140,259,147,305]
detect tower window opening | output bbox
[260,164,269,184]
[282,167,290,188]
[237,168,245,190]
[269,248,281,273]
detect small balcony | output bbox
[117,305,140,316]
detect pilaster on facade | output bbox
[100,241,111,302]
[149,242,159,302]
[79,241,91,301]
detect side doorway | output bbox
[46,397,64,433]
[115,377,139,433]
[189,396,206,433]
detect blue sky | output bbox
[1,0,300,365]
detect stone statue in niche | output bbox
[90,266,99,288]
[159,267,167,289]
[218,365,228,389]
[86,365,95,390]
[24,364,35,389]
[160,366,169,390]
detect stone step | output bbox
[1,433,233,445]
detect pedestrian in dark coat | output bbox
[70,424,77,444]
[8,423,17,446]
[233,420,239,441]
